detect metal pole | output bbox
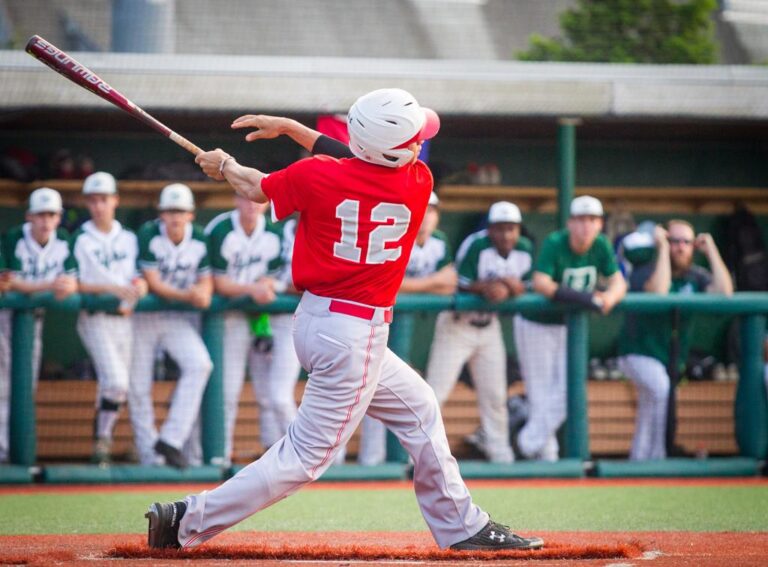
[201,311,226,465]
[112,0,175,53]
[557,118,580,230]
[734,314,767,458]
[9,309,36,466]
[564,310,590,459]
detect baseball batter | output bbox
[70,172,146,465]
[0,188,77,463]
[514,196,626,461]
[131,183,213,468]
[146,88,543,552]
[617,220,732,460]
[205,195,284,463]
[426,201,531,464]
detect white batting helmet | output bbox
[347,88,440,168]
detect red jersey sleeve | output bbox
[261,158,314,221]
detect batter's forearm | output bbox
[221,159,268,203]
[280,118,323,152]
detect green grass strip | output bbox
[1,485,766,535]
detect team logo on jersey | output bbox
[563,266,597,292]
[91,248,128,269]
[21,257,64,280]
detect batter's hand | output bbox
[232,115,288,142]
[195,148,230,181]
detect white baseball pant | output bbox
[77,313,132,440]
[129,312,212,465]
[179,292,488,549]
[513,315,565,462]
[249,314,301,449]
[425,312,512,463]
[0,310,43,462]
[618,354,670,461]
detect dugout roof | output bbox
[1,52,768,121]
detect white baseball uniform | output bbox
[205,210,284,463]
[425,229,531,463]
[179,147,488,550]
[130,220,213,466]
[71,220,139,443]
[0,224,74,462]
[357,228,455,465]
[516,229,618,461]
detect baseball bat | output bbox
[25,35,203,156]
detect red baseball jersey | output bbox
[261,155,432,307]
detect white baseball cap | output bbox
[28,187,63,214]
[488,201,522,224]
[158,183,195,212]
[570,195,603,217]
[82,171,117,195]
[428,191,440,207]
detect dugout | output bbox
[0,54,767,473]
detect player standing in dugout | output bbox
[514,196,627,461]
[70,172,147,466]
[204,194,284,465]
[145,88,544,552]
[0,188,78,464]
[130,184,213,468]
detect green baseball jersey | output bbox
[525,229,618,325]
[205,211,283,283]
[4,223,76,282]
[618,264,712,368]
[456,230,533,288]
[405,229,453,278]
[138,219,210,289]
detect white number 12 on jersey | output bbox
[334,199,411,265]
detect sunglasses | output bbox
[668,237,693,245]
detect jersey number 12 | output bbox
[334,199,411,265]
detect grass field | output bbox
[2,480,767,535]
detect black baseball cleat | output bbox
[154,439,188,469]
[145,500,186,549]
[450,520,544,551]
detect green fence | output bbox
[2,291,767,467]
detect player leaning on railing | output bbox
[204,194,284,465]
[130,184,213,469]
[70,172,148,466]
[0,188,78,464]
[144,88,544,552]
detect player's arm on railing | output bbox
[213,274,276,305]
[594,271,627,314]
[400,265,458,295]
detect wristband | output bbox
[218,155,235,177]
[553,286,602,311]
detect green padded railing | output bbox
[2,291,766,466]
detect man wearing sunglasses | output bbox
[617,219,732,460]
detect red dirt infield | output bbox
[0,531,766,566]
